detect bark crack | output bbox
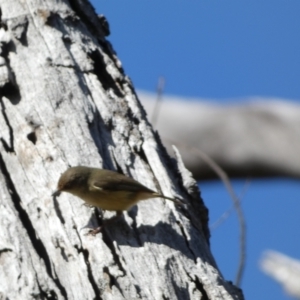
[176,220,197,263]
[0,99,14,152]
[0,9,21,105]
[68,0,105,38]
[53,196,65,225]
[74,225,103,300]
[76,246,102,300]
[101,229,127,277]
[0,154,68,299]
[194,276,209,300]
[0,247,12,255]
[10,14,28,45]
[87,49,123,97]
[50,62,77,69]
[186,272,209,300]
[0,59,21,105]
[35,273,59,300]
[102,266,125,298]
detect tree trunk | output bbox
[0,1,243,299]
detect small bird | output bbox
[52,166,184,235]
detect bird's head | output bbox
[52,166,90,197]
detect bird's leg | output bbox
[87,211,123,236]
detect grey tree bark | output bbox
[260,251,300,299]
[0,0,243,299]
[141,92,300,181]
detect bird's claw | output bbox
[86,226,102,236]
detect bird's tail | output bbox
[154,193,186,207]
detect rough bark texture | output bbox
[0,1,243,299]
[141,91,300,181]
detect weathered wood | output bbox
[261,251,300,299]
[0,0,243,299]
[141,91,300,180]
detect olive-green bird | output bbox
[53,166,184,234]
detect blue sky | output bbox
[92,1,300,299]
[97,1,299,101]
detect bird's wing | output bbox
[90,172,186,207]
[91,171,155,194]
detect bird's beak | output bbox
[52,190,61,197]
